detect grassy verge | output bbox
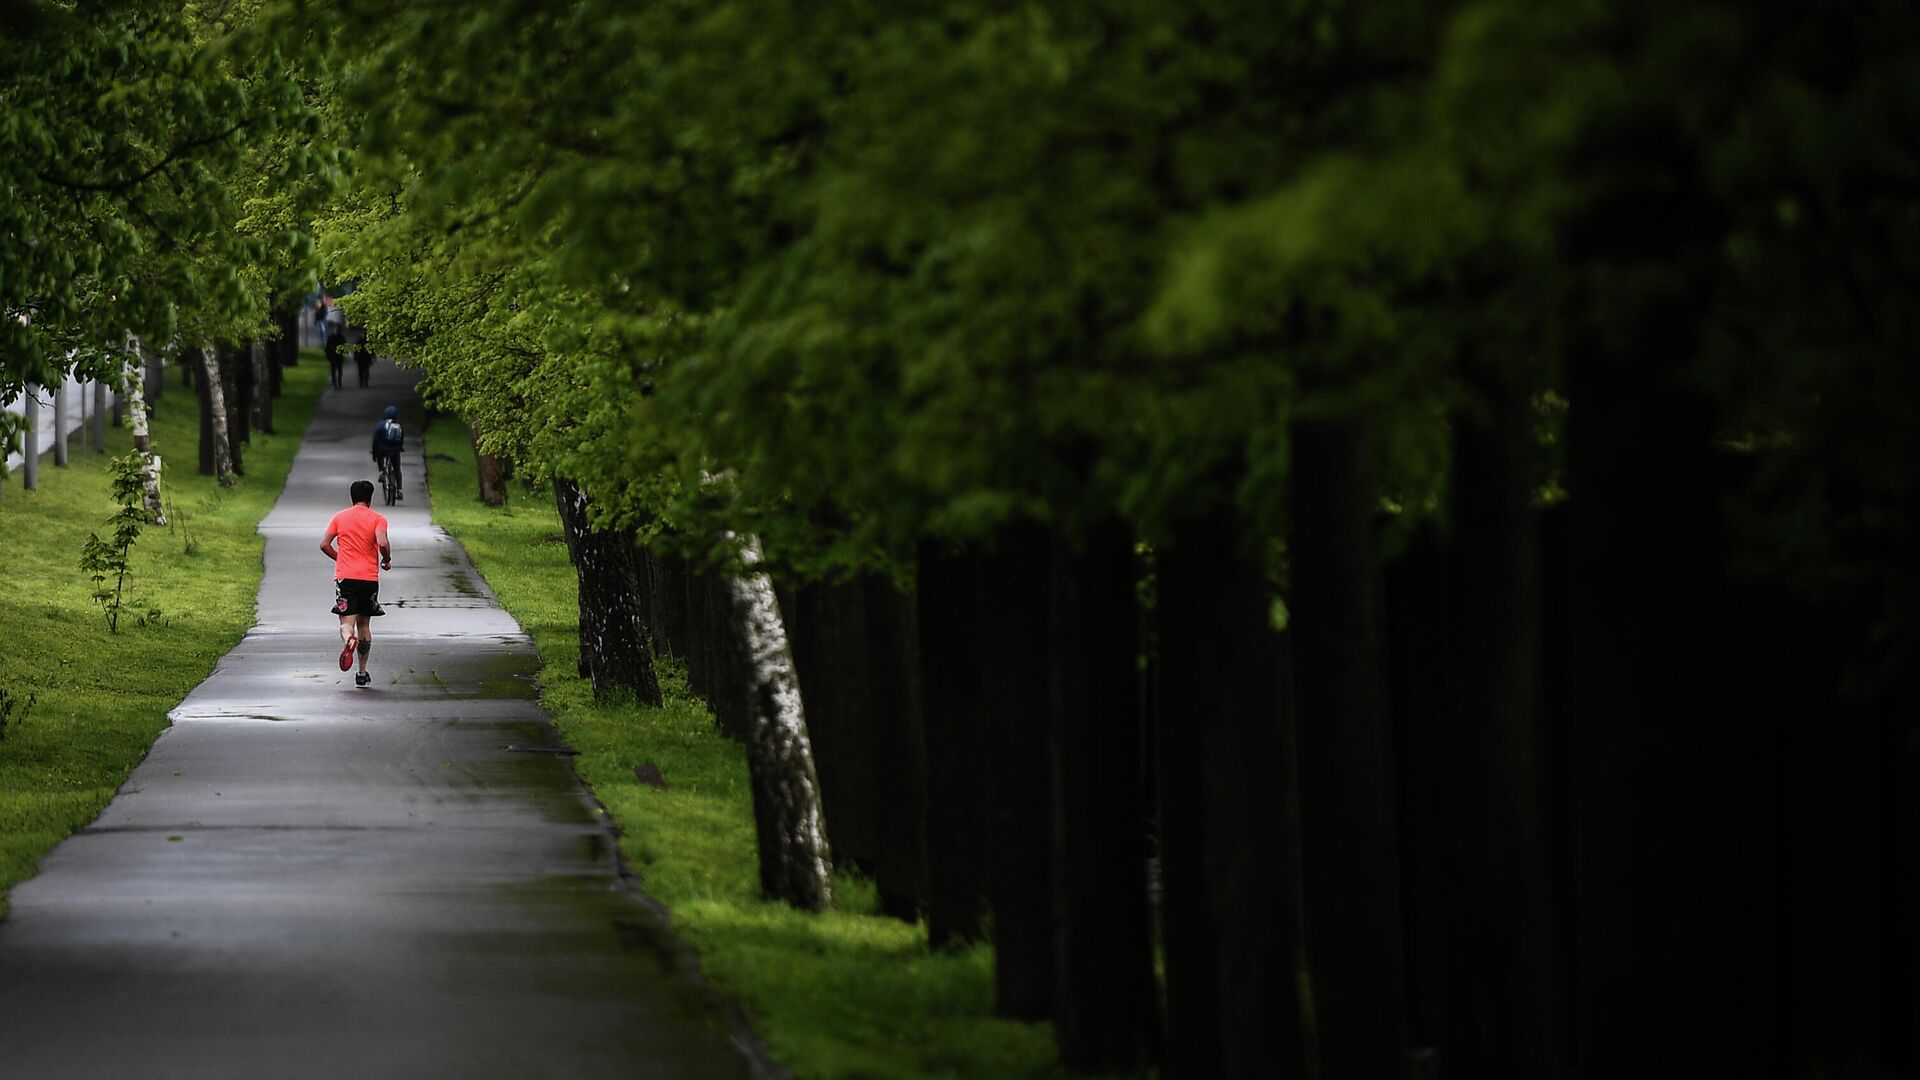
[0,353,330,915]
[423,415,1062,1079]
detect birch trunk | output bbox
[198,346,234,487]
[720,534,834,911]
[124,346,166,525]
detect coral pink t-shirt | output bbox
[325,504,388,581]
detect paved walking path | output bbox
[0,362,763,1079]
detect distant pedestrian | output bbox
[320,479,390,687]
[349,323,373,386]
[324,301,347,390]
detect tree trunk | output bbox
[915,539,988,947]
[1383,524,1448,1078]
[552,477,662,706]
[1434,365,1559,1078]
[225,343,250,467]
[976,520,1057,1020]
[694,566,754,740]
[1048,519,1158,1072]
[867,574,930,921]
[472,422,507,507]
[197,358,212,474]
[272,307,297,386]
[683,562,717,705]
[145,348,163,403]
[279,307,300,367]
[252,340,274,435]
[780,576,880,872]
[52,380,67,467]
[1157,499,1308,1079]
[197,346,234,487]
[90,380,106,452]
[1289,414,1409,1079]
[717,533,834,911]
[650,548,689,659]
[124,347,165,525]
[1555,112,1790,1075]
[22,387,39,490]
[1564,274,1781,1079]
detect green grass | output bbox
[423,416,1063,1079]
[0,354,330,916]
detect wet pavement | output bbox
[0,363,764,1079]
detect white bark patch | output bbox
[124,342,165,524]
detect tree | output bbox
[78,453,159,632]
[1,0,324,403]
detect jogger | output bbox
[320,479,391,687]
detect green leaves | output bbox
[296,0,1920,606]
[1,0,323,397]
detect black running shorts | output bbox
[331,578,381,617]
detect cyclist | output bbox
[372,405,404,501]
[320,479,391,687]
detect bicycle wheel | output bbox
[381,469,398,506]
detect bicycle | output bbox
[379,460,400,506]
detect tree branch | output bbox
[36,118,254,194]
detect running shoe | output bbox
[355,671,371,687]
[339,636,357,671]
